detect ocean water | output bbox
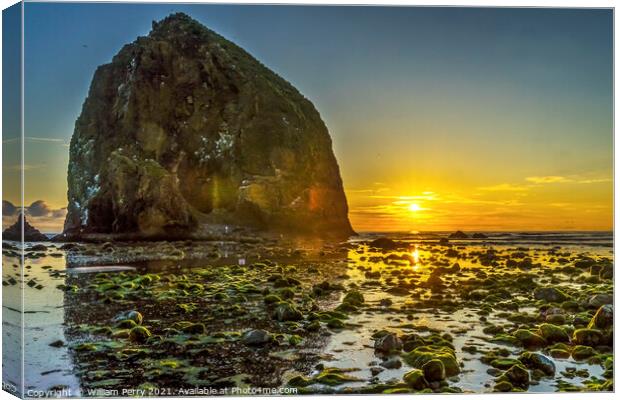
[2,231,613,395]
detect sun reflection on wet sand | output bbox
[411,246,420,270]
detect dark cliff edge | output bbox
[62,13,354,241]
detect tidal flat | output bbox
[2,232,613,396]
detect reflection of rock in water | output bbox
[15,247,82,395]
[60,243,350,392]
[63,12,353,241]
[2,249,23,396]
[62,274,86,392]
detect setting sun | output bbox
[408,203,422,212]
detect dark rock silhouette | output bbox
[448,231,469,239]
[368,237,399,251]
[64,13,353,240]
[3,214,48,241]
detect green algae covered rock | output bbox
[287,368,362,387]
[242,329,273,346]
[497,364,530,390]
[571,345,595,360]
[588,304,613,330]
[422,359,445,382]
[403,345,460,377]
[128,326,152,343]
[274,302,303,322]
[538,323,570,344]
[549,348,570,359]
[342,290,365,306]
[518,352,555,376]
[403,369,428,390]
[514,329,546,348]
[374,333,403,353]
[533,287,568,303]
[493,381,514,392]
[326,318,345,330]
[115,319,138,329]
[263,294,282,304]
[490,358,523,370]
[113,310,143,325]
[572,328,604,346]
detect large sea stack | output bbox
[63,13,354,240]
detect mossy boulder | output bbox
[263,294,282,304]
[571,345,595,360]
[482,325,505,335]
[288,368,363,387]
[538,323,570,344]
[518,352,555,376]
[403,345,460,377]
[128,326,152,343]
[374,333,403,354]
[493,381,514,392]
[587,293,612,308]
[514,329,546,348]
[403,369,428,390]
[274,302,303,322]
[598,263,613,280]
[277,287,296,300]
[490,334,520,346]
[549,348,570,359]
[545,313,566,325]
[490,358,523,370]
[304,320,321,332]
[115,319,138,329]
[342,290,365,306]
[533,287,568,303]
[180,323,206,335]
[242,329,272,346]
[588,305,613,330]
[288,334,303,346]
[335,302,358,313]
[422,359,445,382]
[326,318,345,330]
[497,364,529,390]
[572,329,604,347]
[113,310,143,325]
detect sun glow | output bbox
[410,246,420,271]
[408,203,422,212]
[411,247,420,264]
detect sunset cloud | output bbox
[525,175,611,185]
[478,183,529,192]
[525,176,571,184]
[2,199,67,233]
[2,136,70,146]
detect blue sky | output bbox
[4,4,613,231]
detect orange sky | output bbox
[344,176,612,232]
[3,6,613,234]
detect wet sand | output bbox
[2,232,613,396]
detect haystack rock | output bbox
[63,13,354,240]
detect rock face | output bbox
[64,13,354,240]
[3,214,49,241]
